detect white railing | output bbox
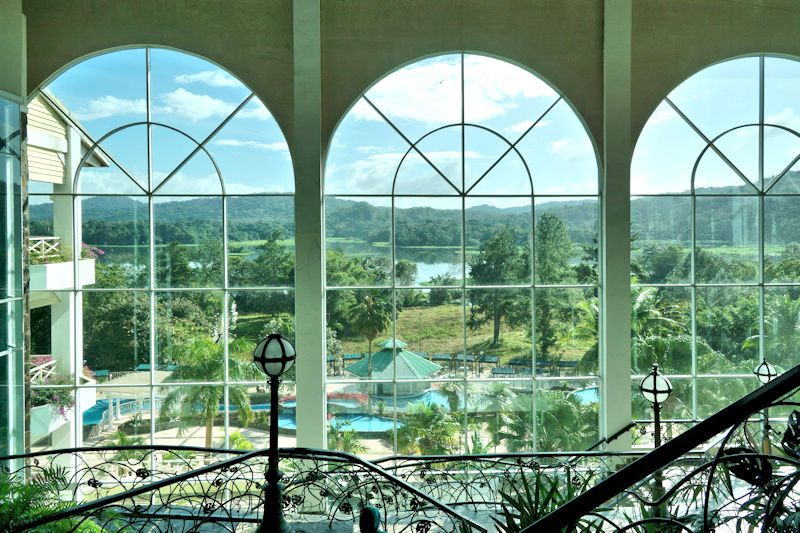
[30,356,57,383]
[28,236,63,259]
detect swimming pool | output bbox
[571,386,599,404]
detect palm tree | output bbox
[159,336,257,449]
[327,421,367,454]
[396,402,461,455]
[347,291,392,378]
[480,382,513,447]
[744,294,800,367]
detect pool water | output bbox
[571,386,599,404]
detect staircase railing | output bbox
[2,446,487,532]
[526,363,800,532]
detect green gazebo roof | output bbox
[344,338,442,379]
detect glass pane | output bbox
[150,48,249,142]
[97,123,148,189]
[156,149,222,195]
[155,385,225,449]
[81,195,149,288]
[46,48,146,140]
[693,148,754,193]
[763,126,800,190]
[0,98,20,157]
[396,381,464,455]
[227,386,272,450]
[536,383,599,451]
[464,54,559,137]
[631,286,692,375]
[696,377,755,419]
[414,125,462,191]
[696,286,759,373]
[763,287,800,370]
[499,384,534,452]
[29,380,76,452]
[535,203,585,285]
[535,287,585,373]
[631,101,708,195]
[515,99,598,195]
[324,98,410,195]
[469,147,532,196]
[327,384,394,459]
[325,197,391,287]
[77,161,145,195]
[463,126,524,194]
[395,289,462,378]
[83,290,150,381]
[83,386,152,448]
[154,197,223,288]
[154,291,224,381]
[668,56,759,141]
[2,155,21,298]
[364,54,461,144]
[228,196,294,287]
[208,99,294,193]
[713,125,759,188]
[331,288,393,381]
[466,288,530,374]
[765,57,800,132]
[466,197,530,285]
[694,196,759,283]
[151,125,198,191]
[632,195,691,283]
[395,196,462,285]
[765,196,800,282]
[0,300,22,354]
[468,380,515,453]
[768,159,800,194]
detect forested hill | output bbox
[27,170,800,247]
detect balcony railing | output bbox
[28,236,63,259]
[29,356,57,382]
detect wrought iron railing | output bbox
[1,446,488,532]
[527,363,800,532]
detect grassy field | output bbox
[236,302,590,365]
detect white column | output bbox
[601,0,633,451]
[292,0,326,448]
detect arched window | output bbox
[631,55,800,434]
[324,53,600,456]
[27,48,294,452]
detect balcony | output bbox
[28,236,96,293]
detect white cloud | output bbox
[174,70,239,87]
[237,105,272,120]
[74,95,146,120]
[214,139,288,152]
[159,88,235,122]
[767,107,800,130]
[645,108,677,126]
[546,137,592,161]
[509,119,550,133]
[354,55,555,126]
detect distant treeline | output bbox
[28,174,800,247]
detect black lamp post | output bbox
[754,360,778,454]
[640,364,672,448]
[253,333,296,533]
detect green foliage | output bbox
[396,402,461,455]
[327,421,367,454]
[468,227,530,347]
[501,392,598,452]
[159,336,258,448]
[491,469,595,533]
[228,430,254,451]
[0,466,97,532]
[347,291,392,378]
[428,272,458,306]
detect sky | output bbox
[29,50,800,208]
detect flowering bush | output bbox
[280,391,368,406]
[80,243,105,259]
[31,355,53,367]
[30,374,74,421]
[83,365,96,380]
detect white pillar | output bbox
[601,0,633,451]
[292,0,326,448]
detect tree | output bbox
[534,214,576,359]
[347,291,392,378]
[480,382,513,447]
[468,227,528,346]
[395,259,418,286]
[396,402,461,455]
[230,230,295,315]
[159,336,258,449]
[429,272,457,306]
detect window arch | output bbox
[631,55,800,435]
[27,47,294,452]
[324,53,600,456]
